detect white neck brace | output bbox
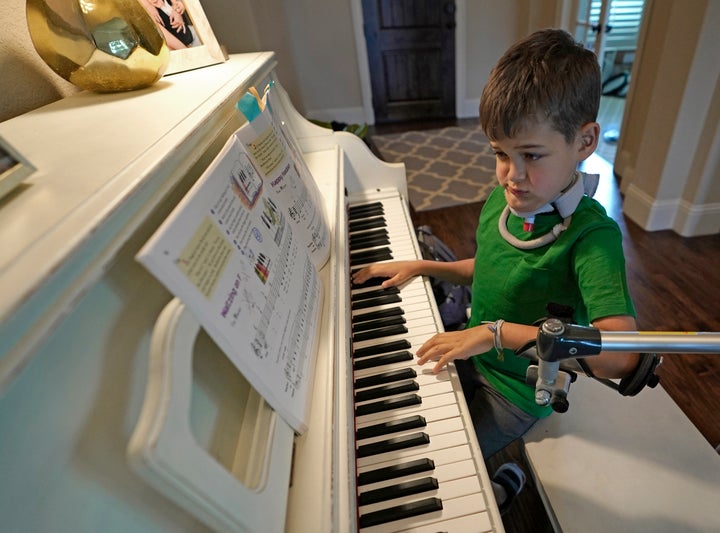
[498,170,599,249]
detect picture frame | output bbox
[0,136,35,201]
[142,0,227,75]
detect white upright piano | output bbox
[0,53,503,532]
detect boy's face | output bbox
[489,121,598,214]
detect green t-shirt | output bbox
[468,186,635,417]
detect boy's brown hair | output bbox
[480,29,601,143]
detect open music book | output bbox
[137,85,329,434]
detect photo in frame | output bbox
[140,0,226,75]
[0,136,35,201]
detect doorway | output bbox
[361,0,457,124]
[573,0,646,163]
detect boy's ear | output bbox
[578,122,600,160]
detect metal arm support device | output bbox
[526,318,720,413]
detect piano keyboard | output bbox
[346,192,501,532]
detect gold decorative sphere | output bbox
[26,0,171,93]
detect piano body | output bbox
[0,53,503,532]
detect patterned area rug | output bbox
[371,124,497,211]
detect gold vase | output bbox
[26,0,170,93]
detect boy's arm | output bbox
[352,258,474,288]
[416,317,641,378]
[496,315,640,379]
[584,315,640,378]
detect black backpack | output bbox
[416,226,472,331]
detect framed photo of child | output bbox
[140,0,226,75]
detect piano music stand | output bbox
[127,297,295,533]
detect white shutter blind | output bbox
[590,0,645,50]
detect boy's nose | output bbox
[507,161,526,182]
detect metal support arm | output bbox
[527,318,720,412]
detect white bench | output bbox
[523,375,720,532]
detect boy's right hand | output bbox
[352,260,422,288]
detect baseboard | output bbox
[623,183,720,236]
[673,199,720,236]
[459,98,480,119]
[304,106,367,125]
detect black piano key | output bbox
[352,307,404,324]
[351,294,402,310]
[350,246,393,262]
[348,202,384,218]
[352,315,406,333]
[351,287,400,302]
[357,457,435,486]
[349,227,387,242]
[353,324,408,343]
[353,340,411,359]
[350,233,390,249]
[350,249,393,267]
[349,216,386,232]
[356,431,429,458]
[358,477,439,506]
[355,414,426,440]
[353,351,413,370]
[358,497,443,528]
[354,380,419,403]
[355,394,422,417]
[354,367,416,389]
[351,277,386,290]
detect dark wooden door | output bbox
[362,0,456,124]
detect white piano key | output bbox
[356,444,475,477]
[356,404,463,430]
[354,368,450,389]
[355,390,460,426]
[357,430,472,469]
[356,416,465,448]
[355,379,455,407]
[353,357,443,380]
[353,323,440,351]
[394,505,495,533]
[358,481,488,533]
[359,458,479,493]
[358,475,483,515]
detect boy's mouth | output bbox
[507,187,529,198]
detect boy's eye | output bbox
[493,151,508,161]
[524,152,543,161]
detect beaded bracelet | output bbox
[482,319,505,360]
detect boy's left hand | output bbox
[416,327,493,373]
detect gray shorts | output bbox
[455,359,539,459]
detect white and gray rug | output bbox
[371,124,497,211]
[372,102,621,212]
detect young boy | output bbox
[352,28,639,462]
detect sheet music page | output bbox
[137,133,322,434]
[236,84,331,269]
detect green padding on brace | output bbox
[237,92,260,121]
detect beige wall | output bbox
[1,0,717,235]
[0,0,80,122]
[0,0,560,124]
[617,0,720,235]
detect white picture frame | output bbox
[141,0,226,75]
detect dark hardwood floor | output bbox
[367,120,720,531]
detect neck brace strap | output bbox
[499,171,599,250]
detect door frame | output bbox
[350,0,468,125]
